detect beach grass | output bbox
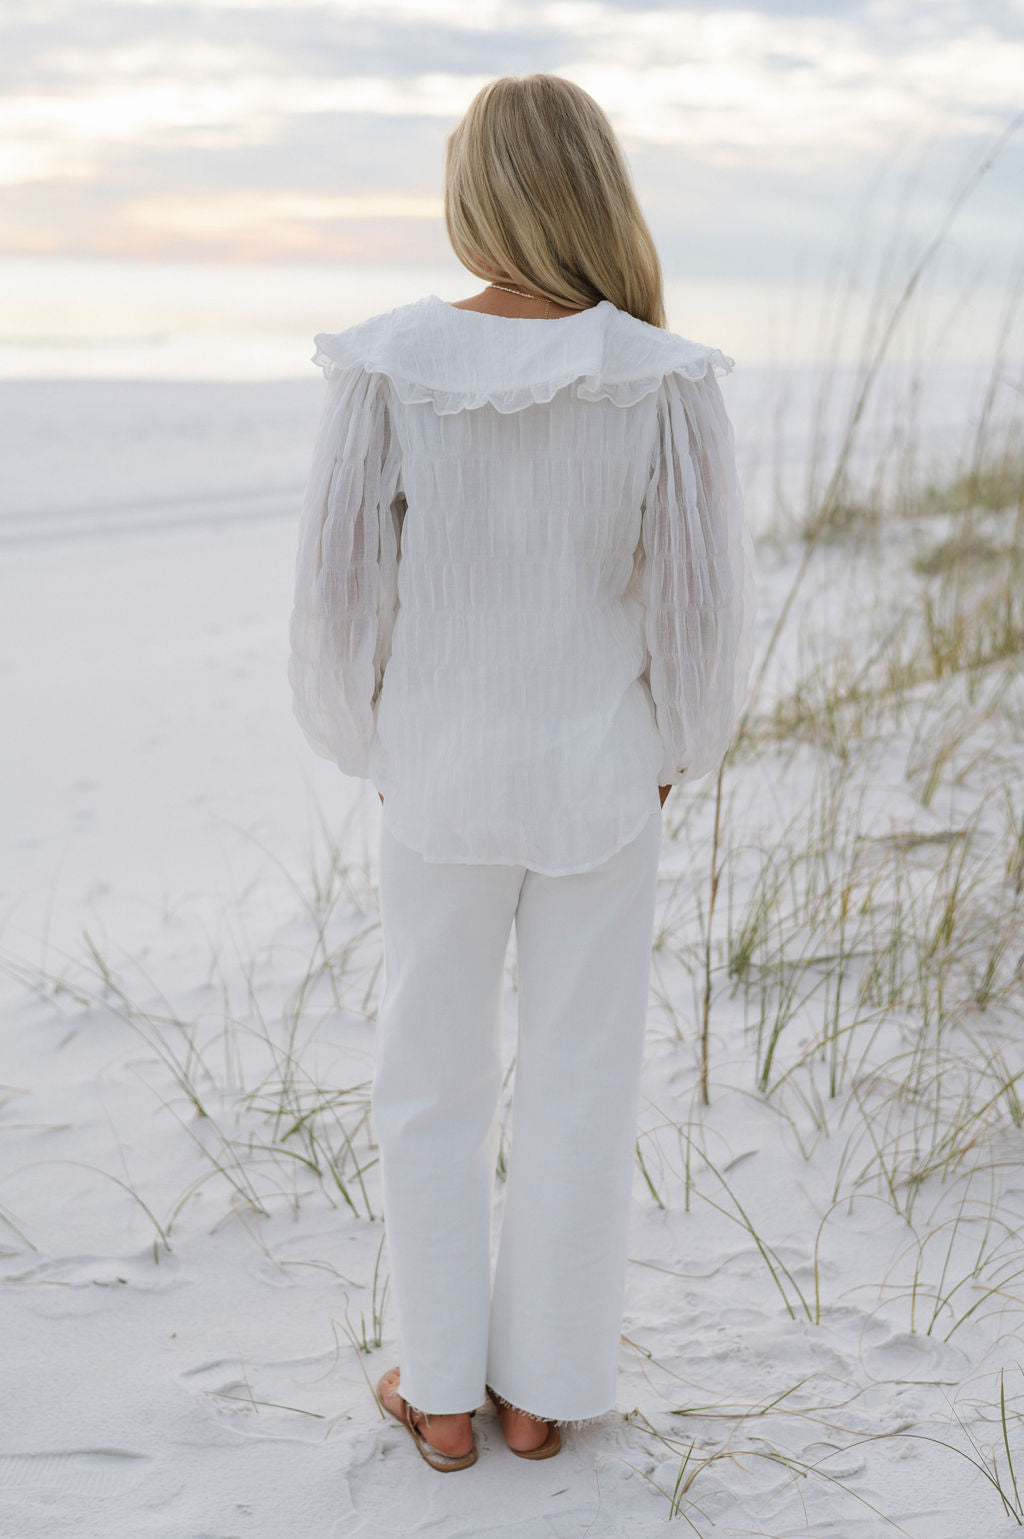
[2,133,1023,1537]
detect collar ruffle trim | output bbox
[311,295,733,415]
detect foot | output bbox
[377,1367,475,1459]
[493,1397,556,1453]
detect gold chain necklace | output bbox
[488,282,552,318]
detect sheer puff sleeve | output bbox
[288,356,404,779]
[640,364,756,786]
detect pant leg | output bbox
[485,809,663,1423]
[372,821,525,1414]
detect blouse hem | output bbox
[378,801,662,877]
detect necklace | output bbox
[488,282,552,317]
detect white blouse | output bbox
[289,294,755,875]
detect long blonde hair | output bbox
[444,74,666,329]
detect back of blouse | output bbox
[289,294,756,876]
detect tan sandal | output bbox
[486,1383,562,1459]
[376,1367,478,1472]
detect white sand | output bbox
[1,367,1022,1538]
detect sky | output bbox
[2,0,1023,377]
[3,0,1023,276]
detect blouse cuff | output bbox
[658,759,688,787]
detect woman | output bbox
[289,73,755,1471]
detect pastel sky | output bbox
[3,0,1023,285]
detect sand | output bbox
[1,364,1021,1538]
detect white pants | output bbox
[371,808,662,1424]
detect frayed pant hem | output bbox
[401,1395,483,1419]
[486,1382,615,1430]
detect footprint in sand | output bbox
[0,1449,150,1498]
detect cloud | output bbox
[1,0,1021,268]
[118,189,444,259]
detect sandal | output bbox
[485,1383,562,1459]
[376,1367,478,1472]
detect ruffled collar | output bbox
[311,293,733,415]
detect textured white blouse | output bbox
[289,294,755,875]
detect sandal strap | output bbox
[377,1368,478,1467]
[404,1397,476,1465]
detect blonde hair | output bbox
[444,74,666,329]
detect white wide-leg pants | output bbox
[371,807,662,1424]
